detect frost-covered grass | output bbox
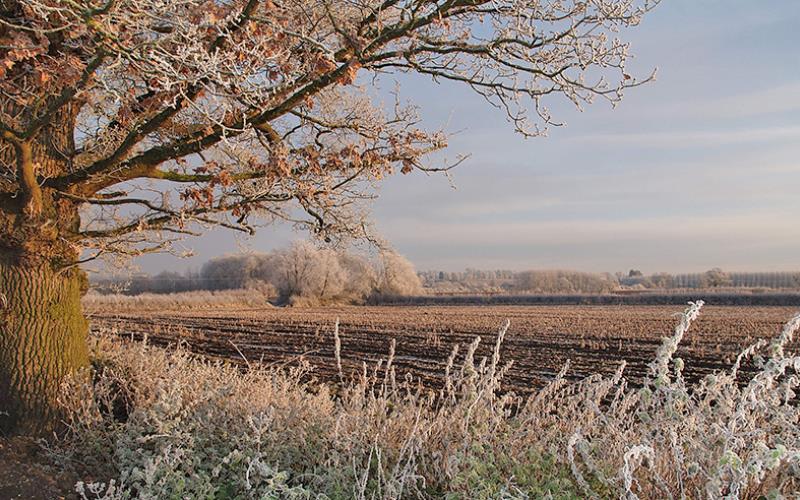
[83,289,272,312]
[56,302,800,498]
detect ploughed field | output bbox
[90,305,798,392]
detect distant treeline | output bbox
[100,260,800,302]
[375,292,800,307]
[419,269,617,295]
[663,272,800,289]
[419,268,800,294]
[93,242,422,305]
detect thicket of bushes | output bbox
[53,303,800,499]
[419,269,616,295]
[377,292,800,307]
[512,270,616,294]
[94,242,422,305]
[104,261,800,303]
[420,268,800,295]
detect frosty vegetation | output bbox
[55,302,800,499]
[420,269,800,295]
[514,270,616,294]
[94,242,422,305]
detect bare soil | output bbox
[0,437,77,500]
[90,304,798,392]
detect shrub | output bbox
[96,243,423,306]
[376,251,424,297]
[513,270,616,294]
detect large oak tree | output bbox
[0,0,657,434]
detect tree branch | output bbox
[21,51,107,140]
[53,0,261,190]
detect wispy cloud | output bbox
[571,125,800,148]
[384,212,800,248]
[682,82,800,120]
[441,197,565,217]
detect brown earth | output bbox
[90,304,799,392]
[0,437,77,500]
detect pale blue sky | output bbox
[134,0,800,275]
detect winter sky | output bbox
[133,0,800,275]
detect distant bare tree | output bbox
[704,268,732,288]
[128,270,201,294]
[377,251,423,296]
[270,241,345,304]
[649,272,675,289]
[154,244,401,303]
[338,252,378,303]
[201,254,267,291]
[515,270,615,294]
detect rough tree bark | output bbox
[0,103,88,435]
[0,258,89,435]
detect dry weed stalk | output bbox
[58,303,800,499]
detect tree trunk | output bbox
[0,95,88,436]
[0,255,89,436]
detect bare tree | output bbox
[514,270,615,294]
[272,241,348,304]
[201,253,266,290]
[102,245,384,302]
[338,251,378,303]
[0,0,658,433]
[377,251,423,296]
[649,272,674,289]
[704,267,732,288]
